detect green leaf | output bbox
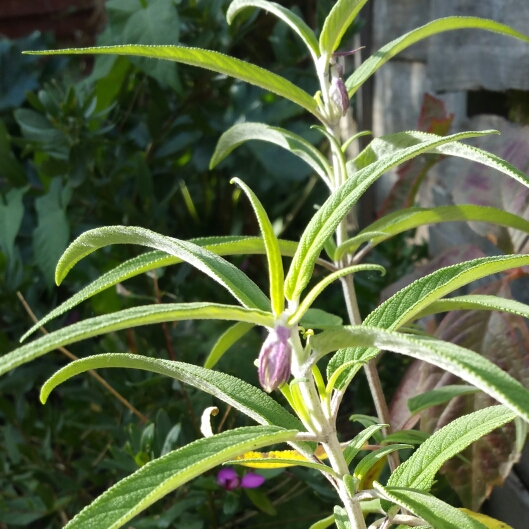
[210,123,331,184]
[343,424,386,464]
[227,0,319,61]
[412,294,529,322]
[2,303,273,376]
[329,254,529,386]
[407,385,481,416]
[382,430,429,446]
[319,0,369,56]
[231,178,284,316]
[244,488,277,516]
[289,264,385,325]
[299,308,343,329]
[40,354,309,438]
[353,445,412,482]
[335,205,529,260]
[21,236,300,342]
[284,130,496,302]
[388,406,515,492]
[0,187,26,262]
[333,506,351,529]
[374,484,487,529]
[309,514,335,529]
[25,46,321,119]
[33,179,71,287]
[311,326,529,424]
[55,226,270,311]
[346,17,529,96]
[62,426,297,529]
[225,456,337,477]
[204,322,255,369]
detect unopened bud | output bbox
[329,76,349,119]
[258,325,292,392]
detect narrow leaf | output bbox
[41,354,310,441]
[63,426,297,529]
[21,236,300,342]
[412,294,529,322]
[407,385,481,416]
[232,178,284,315]
[210,122,331,183]
[319,0,369,56]
[374,484,487,529]
[346,17,529,96]
[289,264,385,325]
[227,1,319,61]
[382,430,429,446]
[311,326,529,424]
[343,424,386,465]
[459,509,515,529]
[354,444,411,482]
[25,46,321,118]
[388,406,515,491]
[284,130,496,302]
[335,205,529,260]
[204,322,255,369]
[329,254,529,387]
[3,304,273,376]
[225,456,336,476]
[55,226,271,311]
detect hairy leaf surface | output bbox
[26,46,320,118]
[63,426,297,529]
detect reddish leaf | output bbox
[378,93,454,216]
[417,279,529,511]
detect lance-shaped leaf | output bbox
[227,0,319,62]
[354,445,412,482]
[407,385,480,416]
[460,509,515,529]
[284,130,495,302]
[2,303,273,376]
[328,254,529,386]
[388,406,515,491]
[310,326,529,424]
[352,130,529,191]
[343,424,386,465]
[62,426,298,529]
[289,264,385,325]
[231,178,284,315]
[411,294,529,322]
[335,205,529,260]
[21,236,304,343]
[319,0,370,56]
[26,46,321,119]
[420,278,529,511]
[374,483,487,529]
[346,17,529,96]
[210,123,332,184]
[41,354,310,438]
[55,226,270,312]
[204,322,255,369]
[225,455,336,476]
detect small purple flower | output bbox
[217,468,265,490]
[258,325,292,393]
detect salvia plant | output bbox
[4,1,529,528]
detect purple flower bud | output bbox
[241,472,266,489]
[329,77,349,118]
[217,467,240,490]
[258,325,292,393]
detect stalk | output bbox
[325,121,400,472]
[289,331,367,529]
